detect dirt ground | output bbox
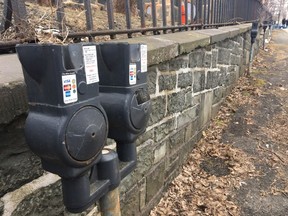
[150,29,288,216]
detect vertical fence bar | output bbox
[218,0,221,23]
[221,0,224,23]
[185,0,188,27]
[56,0,65,32]
[199,0,203,23]
[139,0,146,34]
[207,0,211,24]
[178,0,182,26]
[230,0,232,21]
[107,0,115,39]
[217,0,220,23]
[195,0,198,23]
[171,0,175,32]
[162,0,167,33]
[203,0,206,24]
[233,0,236,21]
[191,0,195,25]
[151,0,157,34]
[84,0,93,31]
[124,0,132,38]
[223,0,226,22]
[214,0,217,24]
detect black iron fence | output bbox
[0,0,272,44]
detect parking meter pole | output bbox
[99,187,121,216]
[248,22,259,76]
[248,44,254,75]
[263,32,265,49]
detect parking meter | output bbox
[16,43,109,212]
[251,22,259,44]
[97,43,151,177]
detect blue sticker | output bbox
[65,91,71,97]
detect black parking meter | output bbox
[251,22,259,44]
[16,42,150,213]
[97,43,151,178]
[16,43,109,212]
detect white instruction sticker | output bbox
[129,64,137,85]
[62,74,78,104]
[82,46,99,84]
[140,44,147,72]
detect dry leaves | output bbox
[150,77,260,216]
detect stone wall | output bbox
[0,24,267,216]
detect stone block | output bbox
[12,181,65,216]
[184,89,193,109]
[189,49,205,68]
[168,128,185,150]
[169,55,189,71]
[167,91,185,115]
[157,62,169,72]
[121,185,140,216]
[206,70,220,89]
[212,49,218,68]
[184,118,199,143]
[198,91,213,129]
[176,105,198,128]
[139,178,146,211]
[211,99,223,119]
[158,73,176,92]
[146,162,165,203]
[121,140,154,194]
[154,118,176,142]
[0,83,28,125]
[148,96,166,126]
[0,128,43,197]
[165,154,179,179]
[217,39,235,50]
[204,53,212,68]
[236,35,244,47]
[178,71,193,89]
[231,54,241,65]
[213,87,224,105]
[147,67,157,95]
[218,48,231,65]
[136,129,155,146]
[153,141,167,164]
[193,70,205,93]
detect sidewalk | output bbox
[150,29,288,215]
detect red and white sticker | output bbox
[140,45,147,72]
[129,64,137,85]
[82,45,99,84]
[62,74,78,104]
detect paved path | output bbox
[222,29,288,215]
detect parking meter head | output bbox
[16,43,108,178]
[251,22,259,44]
[97,43,151,143]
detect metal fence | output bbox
[0,0,272,44]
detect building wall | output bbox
[0,24,265,216]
